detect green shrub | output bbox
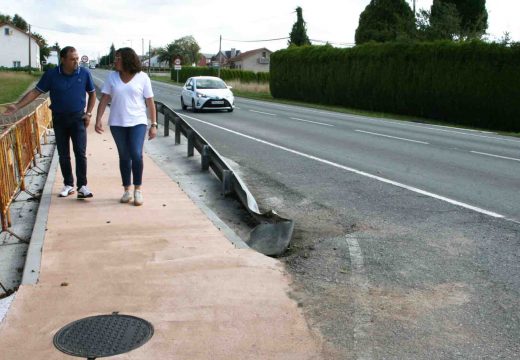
[270,42,520,132]
[173,67,269,84]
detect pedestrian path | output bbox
[0,102,323,359]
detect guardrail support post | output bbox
[187,130,194,157]
[164,112,170,137]
[222,170,233,196]
[201,145,210,171]
[175,118,181,145]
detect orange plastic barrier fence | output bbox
[0,99,52,231]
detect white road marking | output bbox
[290,117,334,127]
[355,129,429,145]
[238,98,520,143]
[91,74,105,83]
[470,151,520,162]
[249,110,276,116]
[428,123,494,134]
[181,114,507,220]
[346,235,373,360]
[396,123,520,143]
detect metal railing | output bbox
[155,101,293,256]
[0,98,52,242]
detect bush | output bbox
[270,42,520,132]
[173,66,269,84]
[0,66,40,72]
[42,64,57,71]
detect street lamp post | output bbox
[218,35,222,78]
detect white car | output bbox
[181,76,234,112]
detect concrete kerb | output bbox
[21,147,59,285]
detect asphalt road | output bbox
[92,69,520,359]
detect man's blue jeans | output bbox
[110,124,147,187]
[52,112,87,189]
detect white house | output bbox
[141,55,168,68]
[227,48,271,73]
[46,50,59,66]
[0,22,41,69]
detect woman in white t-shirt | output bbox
[95,47,157,206]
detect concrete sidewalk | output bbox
[0,104,324,359]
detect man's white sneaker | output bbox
[120,190,133,203]
[58,185,75,197]
[77,185,93,199]
[134,190,143,206]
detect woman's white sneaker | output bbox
[120,190,133,203]
[134,190,143,206]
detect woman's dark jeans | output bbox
[110,124,147,187]
[52,111,87,188]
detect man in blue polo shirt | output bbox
[4,46,96,199]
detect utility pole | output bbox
[413,0,416,16]
[218,34,222,78]
[148,40,151,75]
[28,24,32,73]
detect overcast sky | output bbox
[1,0,518,61]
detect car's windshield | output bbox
[196,79,227,90]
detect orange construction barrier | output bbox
[0,99,52,236]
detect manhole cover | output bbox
[53,313,154,359]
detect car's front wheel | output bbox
[181,96,187,110]
[191,99,199,113]
[227,107,234,113]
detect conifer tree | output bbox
[355,0,415,44]
[288,7,311,46]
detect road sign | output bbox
[174,65,182,71]
[81,55,89,63]
[174,58,181,65]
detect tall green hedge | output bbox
[172,67,269,84]
[270,42,520,132]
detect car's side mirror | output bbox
[227,85,233,89]
[187,85,192,90]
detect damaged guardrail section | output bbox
[154,101,293,256]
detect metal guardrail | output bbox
[154,101,293,256]
[0,99,52,242]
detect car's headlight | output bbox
[196,92,207,98]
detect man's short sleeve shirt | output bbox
[36,66,95,113]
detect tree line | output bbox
[288,1,499,47]
[355,0,490,44]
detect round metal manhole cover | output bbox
[53,314,154,358]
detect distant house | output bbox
[228,48,271,73]
[141,55,168,68]
[211,48,241,68]
[0,22,41,69]
[197,53,213,67]
[47,50,59,66]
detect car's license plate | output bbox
[212,100,224,105]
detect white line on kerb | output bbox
[355,129,429,145]
[470,151,520,162]
[180,114,506,220]
[290,117,334,127]
[249,110,276,116]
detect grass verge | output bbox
[0,72,40,105]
